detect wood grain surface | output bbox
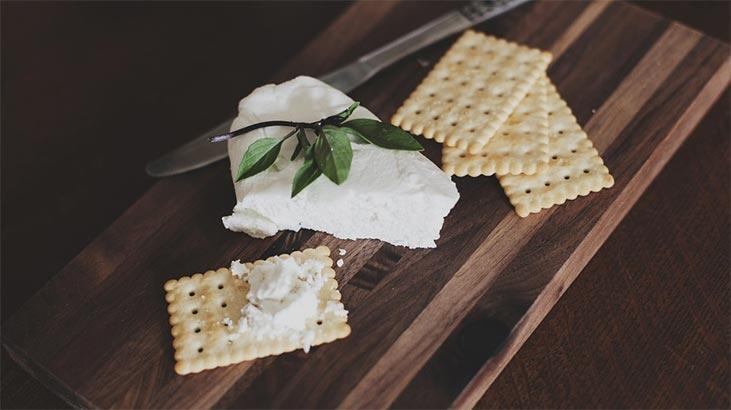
[2,1,729,408]
[475,87,730,408]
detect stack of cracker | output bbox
[392,30,614,217]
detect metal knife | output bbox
[146,0,530,177]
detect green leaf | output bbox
[343,119,423,151]
[304,143,315,159]
[291,157,322,197]
[235,137,282,181]
[290,140,303,161]
[296,128,311,148]
[314,126,353,185]
[335,101,360,123]
[337,125,370,144]
[291,128,312,160]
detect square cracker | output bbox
[442,74,550,176]
[164,246,350,375]
[391,30,552,154]
[498,81,614,217]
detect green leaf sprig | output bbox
[209,102,423,197]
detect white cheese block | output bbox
[223,76,459,248]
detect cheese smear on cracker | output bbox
[223,76,459,248]
[231,255,345,353]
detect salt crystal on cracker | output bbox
[164,246,350,375]
[442,74,550,176]
[498,81,614,217]
[391,30,552,154]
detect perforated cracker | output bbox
[442,74,550,176]
[164,246,350,375]
[498,81,614,217]
[391,30,552,154]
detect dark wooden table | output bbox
[1,1,728,408]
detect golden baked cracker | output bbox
[442,75,550,176]
[498,81,614,217]
[164,246,350,375]
[391,30,552,154]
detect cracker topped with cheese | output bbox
[165,246,349,375]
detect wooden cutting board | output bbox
[4,1,728,408]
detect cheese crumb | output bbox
[324,300,348,318]
[338,248,347,256]
[230,259,248,279]
[336,258,344,267]
[302,330,316,353]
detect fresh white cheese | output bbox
[223,76,459,248]
[233,255,346,353]
[229,259,248,279]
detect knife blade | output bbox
[145,0,530,177]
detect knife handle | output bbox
[319,11,472,92]
[319,0,530,93]
[359,11,472,75]
[362,0,532,73]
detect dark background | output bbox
[1,1,729,408]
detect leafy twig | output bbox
[211,102,423,197]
